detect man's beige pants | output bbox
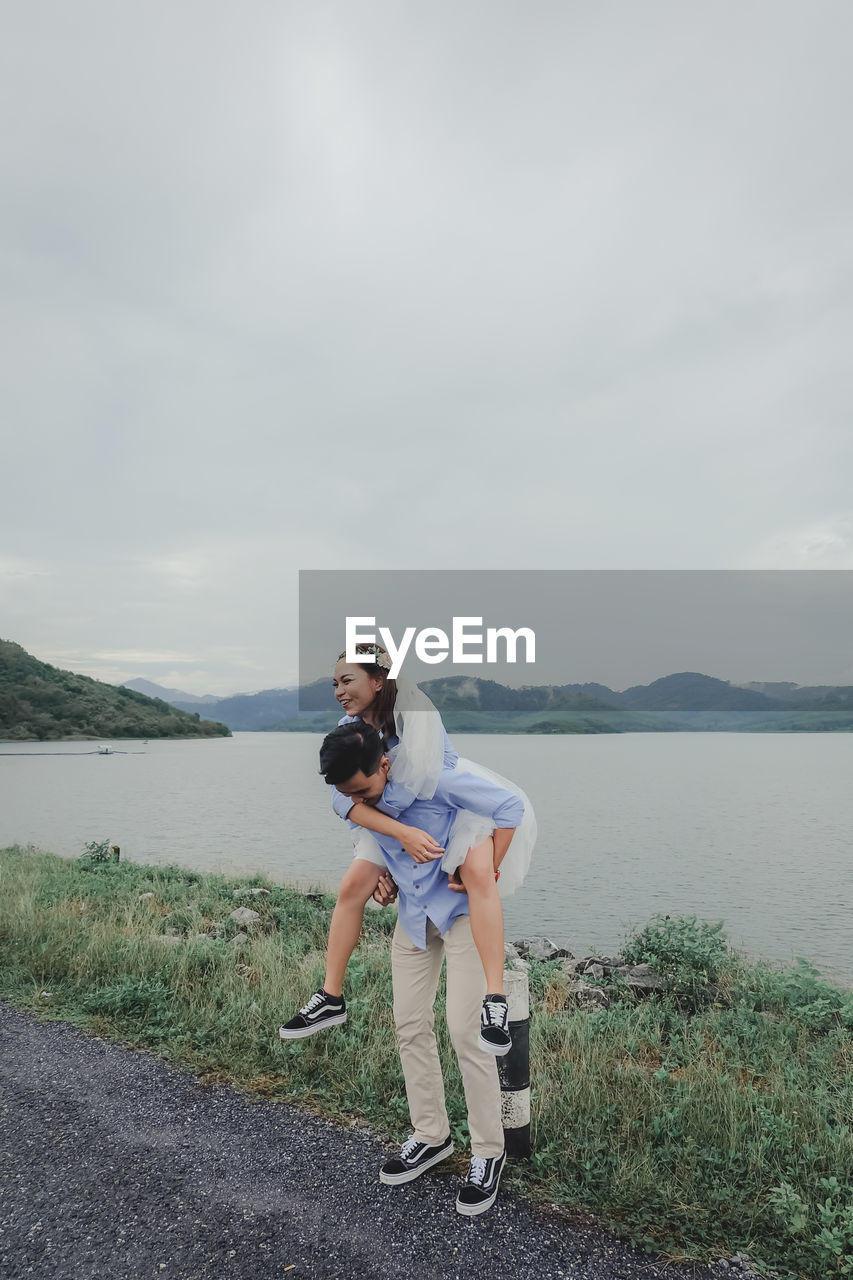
[391,913,504,1159]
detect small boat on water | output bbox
[97,746,114,755]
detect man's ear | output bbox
[380,754,391,775]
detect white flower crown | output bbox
[338,643,392,672]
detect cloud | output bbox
[746,516,853,569]
[0,556,54,583]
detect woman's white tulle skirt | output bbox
[351,757,536,899]
[440,757,535,898]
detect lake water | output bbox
[1,732,850,986]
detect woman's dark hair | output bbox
[319,723,385,785]
[336,646,397,739]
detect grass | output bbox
[1,844,851,1279]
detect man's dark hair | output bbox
[319,723,385,785]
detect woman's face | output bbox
[332,659,384,718]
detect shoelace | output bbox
[483,999,507,1027]
[400,1135,421,1161]
[299,991,327,1016]
[468,1157,488,1186]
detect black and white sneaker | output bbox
[278,989,346,1039]
[379,1134,454,1185]
[456,1150,506,1216]
[478,993,511,1055]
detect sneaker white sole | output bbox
[379,1142,453,1185]
[477,1032,512,1056]
[278,1011,347,1039]
[455,1159,505,1216]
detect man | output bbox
[316,721,524,1217]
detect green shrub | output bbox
[768,1177,853,1277]
[766,957,853,1033]
[80,838,112,863]
[622,912,733,1010]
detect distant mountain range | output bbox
[12,653,848,744]
[124,672,853,734]
[122,678,220,705]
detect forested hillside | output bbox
[0,641,231,741]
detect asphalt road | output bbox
[0,1001,763,1280]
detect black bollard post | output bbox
[498,967,530,1158]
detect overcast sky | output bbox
[2,2,852,695]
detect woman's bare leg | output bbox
[458,837,505,994]
[323,858,383,996]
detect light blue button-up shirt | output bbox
[347,768,525,949]
[330,714,459,821]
